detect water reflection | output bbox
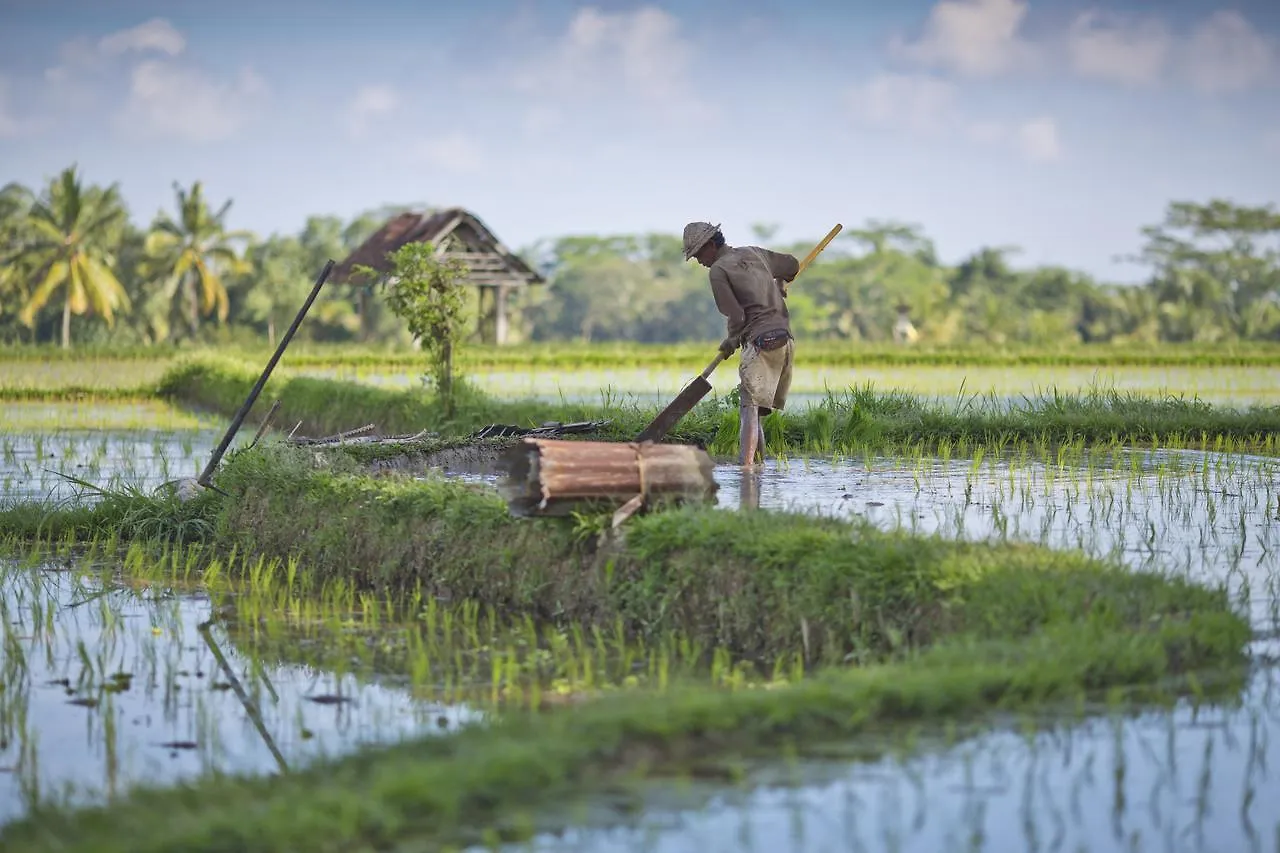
[0,563,477,824]
[493,449,1280,853]
[510,668,1280,853]
[0,429,223,504]
[711,451,1280,632]
[738,469,761,512]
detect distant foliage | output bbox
[1,162,1278,348]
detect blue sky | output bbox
[1,0,1277,283]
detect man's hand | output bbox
[718,337,737,358]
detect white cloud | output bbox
[1016,117,1061,162]
[0,77,26,139]
[506,5,707,124]
[848,73,958,135]
[1066,10,1172,86]
[890,0,1036,78]
[345,84,399,138]
[98,18,186,57]
[893,1,1275,96]
[29,18,270,143]
[1183,10,1276,95]
[848,72,1060,164]
[116,60,268,143]
[412,132,485,174]
[960,117,1063,162]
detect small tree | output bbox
[355,241,469,415]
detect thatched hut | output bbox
[331,208,544,344]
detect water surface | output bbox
[0,563,477,823]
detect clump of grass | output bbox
[0,472,221,547]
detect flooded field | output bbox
[1,389,1278,849]
[0,403,227,504]
[508,665,1280,853]
[454,448,1280,853]
[0,560,474,823]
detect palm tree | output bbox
[145,181,252,340]
[4,166,131,348]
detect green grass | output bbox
[0,342,1268,849]
[154,356,1280,458]
[0,406,1258,850]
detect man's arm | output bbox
[762,249,800,282]
[709,265,746,345]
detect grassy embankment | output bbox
[148,357,1280,460]
[0,348,1266,850]
[0,433,1256,852]
[6,349,1279,455]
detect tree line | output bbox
[2,165,1278,349]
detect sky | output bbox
[1,0,1278,283]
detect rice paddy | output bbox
[0,345,1276,851]
[0,549,478,823]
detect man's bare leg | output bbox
[739,402,760,467]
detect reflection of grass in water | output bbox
[0,546,470,820]
[0,429,214,508]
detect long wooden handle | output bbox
[784,223,842,296]
[701,352,727,378]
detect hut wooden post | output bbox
[494,284,509,346]
[500,438,717,523]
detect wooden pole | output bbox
[494,284,508,346]
[197,259,333,489]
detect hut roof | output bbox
[331,208,544,288]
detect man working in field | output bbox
[682,221,800,467]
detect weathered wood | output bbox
[500,438,718,519]
[494,284,508,345]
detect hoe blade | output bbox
[635,377,713,443]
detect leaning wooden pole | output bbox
[196,259,334,490]
[500,438,717,523]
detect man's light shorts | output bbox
[739,339,794,412]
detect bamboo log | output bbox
[500,438,718,519]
